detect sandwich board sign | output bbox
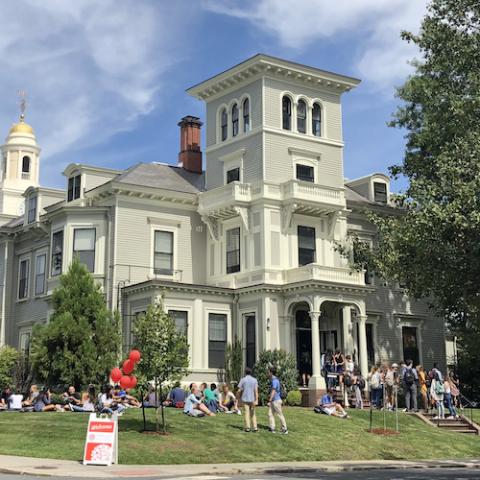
[83,413,118,466]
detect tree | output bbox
[253,349,298,404]
[346,0,480,399]
[0,346,19,390]
[132,301,189,433]
[224,337,243,390]
[30,257,121,389]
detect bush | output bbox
[0,346,19,390]
[224,337,243,390]
[253,349,298,405]
[285,389,302,406]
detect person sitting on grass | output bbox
[0,387,10,410]
[62,385,81,407]
[317,389,348,418]
[164,382,186,408]
[22,384,39,411]
[201,382,218,413]
[33,388,60,412]
[99,385,126,415]
[218,384,240,414]
[184,383,215,417]
[7,388,24,411]
[143,386,159,408]
[70,385,96,413]
[113,386,141,409]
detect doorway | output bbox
[295,309,312,386]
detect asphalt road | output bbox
[1,470,480,480]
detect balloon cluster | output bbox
[110,350,141,390]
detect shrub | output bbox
[286,389,302,406]
[224,337,243,390]
[0,346,19,390]
[253,349,298,404]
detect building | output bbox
[0,54,446,400]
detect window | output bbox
[312,103,321,137]
[296,164,314,183]
[366,323,375,366]
[154,230,173,275]
[19,332,31,354]
[169,310,188,336]
[226,227,240,274]
[35,254,46,295]
[245,314,256,369]
[22,156,30,173]
[282,96,292,130]
[27,196,37,224]
[298,226,316,266]
[67,175,81,202]
[242,98,250,132]
[297,99,307,134]
[373,182,387,204]
[402,326,419,365]
[51,230,64,276]
[18,258,29,299]
[209,313,227,368]
[226,167,240,184]
[73,228,96,273]
[231,104,239,137]
[220,108,228,141]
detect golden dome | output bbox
[9,120,34,135]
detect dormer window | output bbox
[373,182,388,204]
[220,108,228,141]
[282,96,292,130]
[27,196,37,224]
[22,156,31,179]
[297,100,307,134]
[312,103,321,137]
[232,104,239,137]
[67,175,81,202]
[242,98,250,132]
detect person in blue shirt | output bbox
[267,367,288,434]
[318,389,348,418]
[183,383,215,417]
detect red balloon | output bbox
[123,359,134,375]
[129,375,137,389]
[129,350,141,363]
[120,375,132,390]
[110,367,122,383]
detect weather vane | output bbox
[17,90,27,121]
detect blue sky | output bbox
[0,1,427,191]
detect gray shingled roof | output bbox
[115,163,205,193]
[344,185,373,204]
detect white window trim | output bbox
[165,304,193,367]
[370,178,390,204]
[289,147,320,184]
[50,228,65,278]
[72,227,97,273]
[17,255,30,301]
[240,309,259,367]
[205,307,232,371]
[311,98,326,138]
[396,316,424,365]
[239,94,252,134]
[223,217,243,275]
[296,96,310,135]
[280,91,295,132]
[18,327,33,353]
[150,224,179,279]
[222,150,245,185]
[34,249,48,297]
[292,215,325,268]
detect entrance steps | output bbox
[417,411,479,435]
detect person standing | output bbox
[430,374,445,419]
[417,365,429,412]
[267,367,288,434]
[402,360,418,412]
[237,367,258,432]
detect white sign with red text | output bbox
[83,413,118,466]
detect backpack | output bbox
[404,368,416,385]
[280,382,287,400]
[434,381,445,395]
[344,375,353,387]
[357,377,366,390]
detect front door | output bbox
[245,314,256,369]
[295,310,312,385]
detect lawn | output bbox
[0,407,478,465]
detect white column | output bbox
[358,315,369,378]
[308,311,325,390]
[342,306,354,356]
[263,296,271,351]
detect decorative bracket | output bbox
[201,215,220,242]
[233,206,250,232]
[328,210,341,237]
[282,203,297,233]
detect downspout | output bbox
[0,239,9,346]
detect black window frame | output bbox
[298,225,316,266]
[226,167,240,184]
[297,99,307,134]
[51,230,64,276]
[296,164,314,183]
[245,313,256,369]
[231,103,239,137]
[282,96,292,130]
[34,253,46,296]
[22,156,31,173]
[67,175,81,202]
[312,103,321,137]
[73,228,96,273]
[18,258,29,300]
[220,108,228,141]
[242,98,250,132]
[27,196,37,224]
[373,182,388,204]
[208,313,227,369]
[226,227,241,274]
[154,230,174,275]
[168,310,188,336]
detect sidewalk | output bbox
[1,455,480,478]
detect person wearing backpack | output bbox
[402,360,418,412]
[267,367,288,434]
[430,373,445,419]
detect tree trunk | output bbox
[141,386,147,432]
[160,379,166,434]
[155,377,160,433]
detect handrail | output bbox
[459,393,477,425]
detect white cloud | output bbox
[0,0,191,178]
[203,0,427,93]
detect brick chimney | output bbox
[178,116,203,174]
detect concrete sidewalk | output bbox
[1,455,480,478]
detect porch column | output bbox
[308,311,324,390]
[342,306,354,356]
[358,315,369,378]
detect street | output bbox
[1,469,480,480]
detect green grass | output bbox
[0,408,478,465]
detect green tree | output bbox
[132,301,189,433]
[30,257,121,389]
[0,346,19,390]
[224,336,243,390]
[346,0,480,399]
[253,349,298,404]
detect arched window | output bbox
[231,103,239,137]
[22,156,31,173]
[242,98,250,132]
[312,103,321,137]
[297,100,307,134]
[220,108,228,141]
[282,96,292,130]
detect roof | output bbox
[114,163,205,194]
[344,185,373,205]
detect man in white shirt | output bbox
[8,391,23,411]
[238,367,258,432]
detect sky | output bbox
[0,0,428,191]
